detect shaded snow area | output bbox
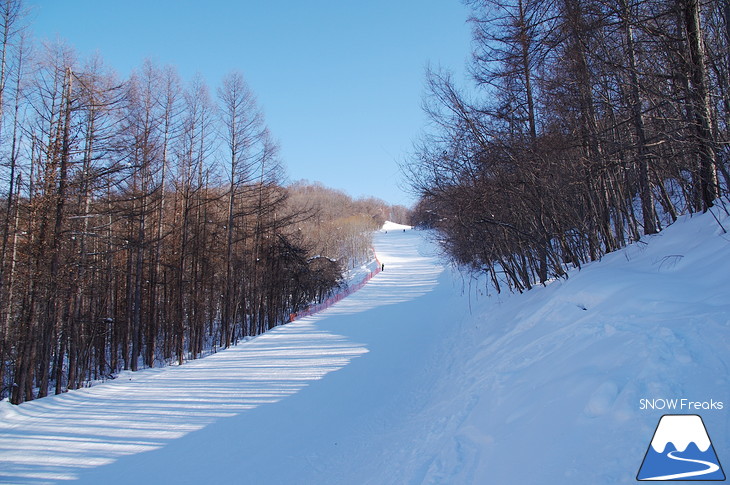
[1,213,729,484]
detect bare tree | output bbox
[216,70,265,348]
[407,0,728,294]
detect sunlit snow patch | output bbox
[382,220,412,231]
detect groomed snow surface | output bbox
[1,211,729,484]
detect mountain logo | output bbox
[637,414,725,481]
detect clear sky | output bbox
[24,1,472,207]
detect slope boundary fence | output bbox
[289,251,382,322]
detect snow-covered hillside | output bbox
[404,209,730,484]
[1,210,729,484]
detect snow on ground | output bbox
[0,226,458,484]
[1,212,729,484]
[381,220,412,232]
[406,209,730,484]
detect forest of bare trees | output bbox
[406,0,730,293]
[286,181,411,269]
[0,1,407,404]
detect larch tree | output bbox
[217,70,266,348]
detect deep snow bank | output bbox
[408,208,730,484]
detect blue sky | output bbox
[25,1,472,207]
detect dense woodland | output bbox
[406,0,730,292]
[0,1,408,404]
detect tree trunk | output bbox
[682,0,718,210]
[620,0,657,234]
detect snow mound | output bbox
[382,220,412,231]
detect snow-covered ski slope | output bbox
[1,210,729,484]
[0,226,465,484]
